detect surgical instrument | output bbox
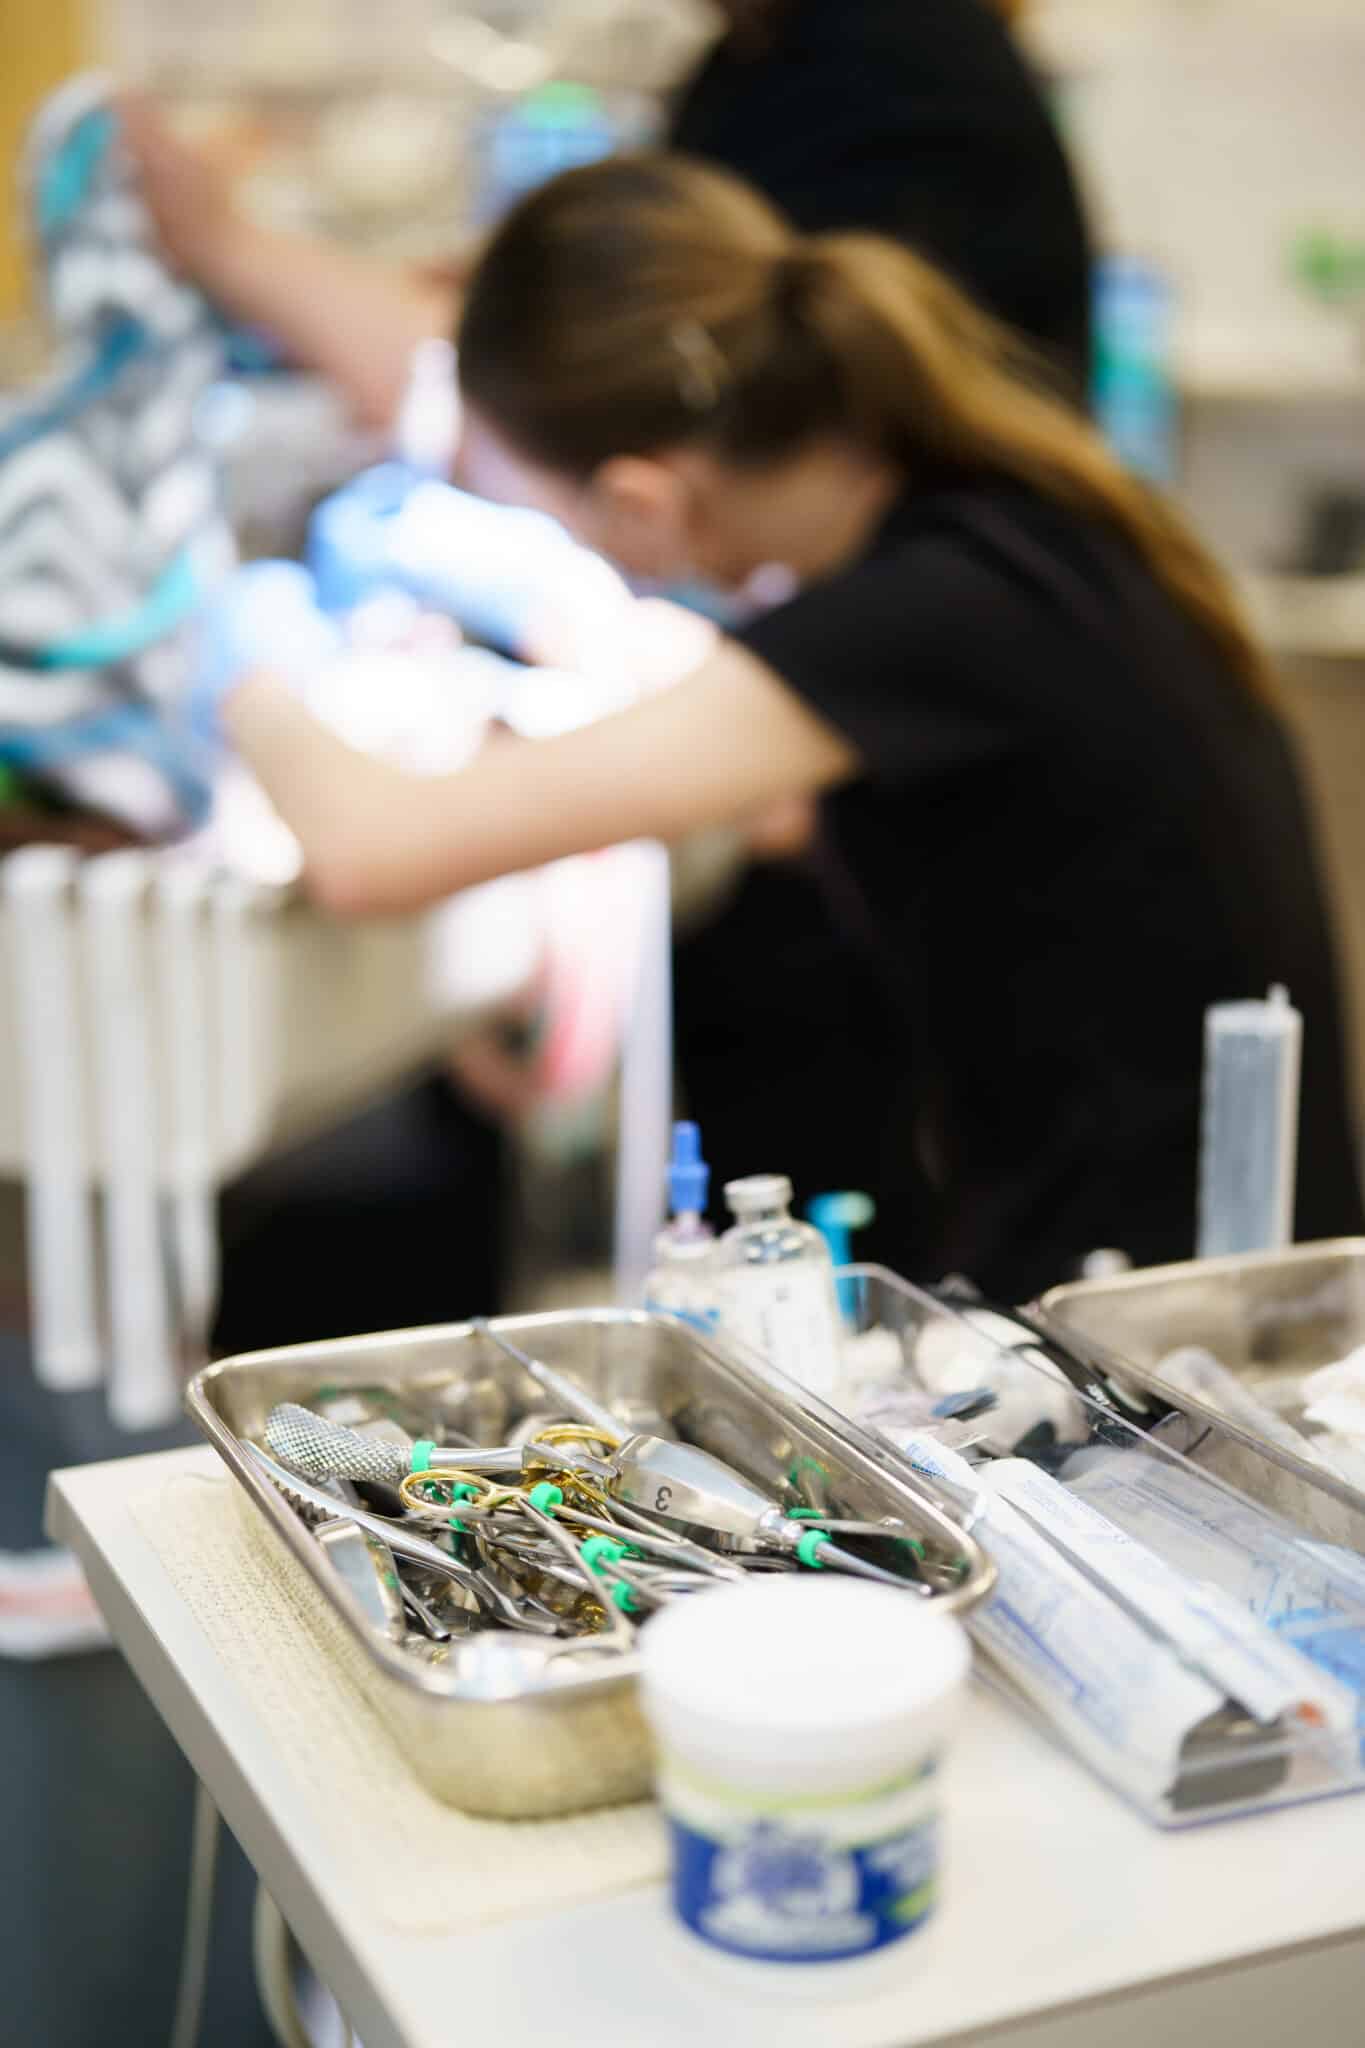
[397,1581,454,1642]
[470,1320,623,1443]
[246,1445,555,1633]
[607,1436,924,1589]
[264,1402,524,1487]
[315,1518,407,1643]
[553,1504,745,1579]
[404,1427,926,1590]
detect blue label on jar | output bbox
[668,1811,939,1963]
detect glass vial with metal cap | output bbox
[717,1175,845,1402]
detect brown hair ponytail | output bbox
[460,154,1270,703]
[779,235,1271,703]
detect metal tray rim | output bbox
[1038,1236,1365,1306]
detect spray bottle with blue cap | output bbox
[643,1123,720,1335]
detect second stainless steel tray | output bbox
[1038,1239,1365,1541]
[188,1309,994,1818]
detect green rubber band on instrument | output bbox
[528,1482,564,1514]
[796,1529,830,1569]
[447,1481,477,1536]
[609,1580,640,1612]
[410,1440,436,1474]
[897,1536,927,1559]
[581,1535,626,1573]
[787,1507,826,1520]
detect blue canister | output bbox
[639,1577,970,1985]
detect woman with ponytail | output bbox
[125,0,1099,1309]
[204,155,1361,1293]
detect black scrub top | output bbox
[671,0,1092,393]
[736,483,1364,1301]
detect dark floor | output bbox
[0,1339,274,2048]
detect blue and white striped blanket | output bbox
[0,75,236,833]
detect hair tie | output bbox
[671,320,729,413]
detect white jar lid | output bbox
[640,1578,970,1787]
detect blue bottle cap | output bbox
[807,1190,875,1254]
[806,1192,876,1313]
[668,1121,710,1215]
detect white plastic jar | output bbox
[639,1576,970,1989]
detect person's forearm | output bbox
[228,674,646,915]
[205,215,456,428]
[223,643,855,918]
[224,672,681,914]
[222,678,417,910]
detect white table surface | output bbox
[48,1448,1365,2048]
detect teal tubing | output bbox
[37,107,116,237]
[31,549,200,670]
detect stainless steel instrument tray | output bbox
[187,1309,995,1819]
[1038,1239,1365,1536]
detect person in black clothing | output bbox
[673,0,1092,394]
[665,0,1098,1281]
[204,155,1364,1299]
